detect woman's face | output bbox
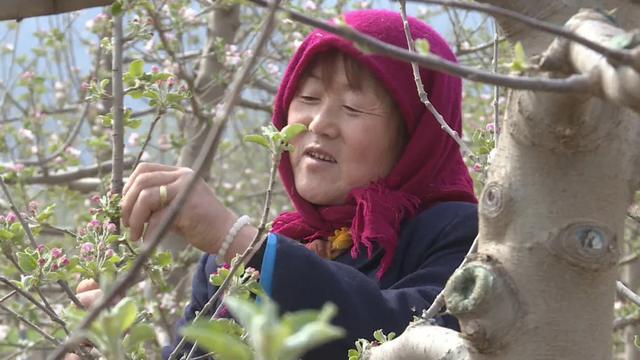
[287,56,404,206]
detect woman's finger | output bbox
[76,289,102,309]
[76,279,99,293]
[127,180,180,241]
[121,170,182,226]
[122,162,177,196]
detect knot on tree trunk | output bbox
[444,257,521,353]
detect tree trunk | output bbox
[366,3,640,360]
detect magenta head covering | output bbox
[271,9,476,278]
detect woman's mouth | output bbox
[305,150,337,163]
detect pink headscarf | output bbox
[271,9,476,278]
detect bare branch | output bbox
[406,0,638,69]
[133,109,165,170]
[617,281,640,307]
[238,97,273,114]
[0,303,60,345]
[248,0,592,93]
[111,13,125,197]
[398,0,476,161]
[16,158,135,186]
[0,0,113,21]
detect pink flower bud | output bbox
[59,256,70,267]
[51,263,59,271]
[167,77,176,87]
[485,123,495,133]
[473,163,483,173]
[38,258,46,267]
[90,195,101,204]
[88,219,101,230]
[6,213,16,224]
[36,244,45,253]
[81,82,90,90]
[51,248,63,259]
[12,163,25,173]
[77,227,87,237]
[105,222,117,233]
[105,248,115,258]
[151,65,160,73]
[81,242,95,255]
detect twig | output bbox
[398,0,476,161]
[0,178,37,248]
[0,276,68,332]
[18,158,136,186]
[133,108,165,170]
[405,0,637,69]
[0,290,16,304]
[181,152,281,359]
[418,235,478,322]
[18,104,89,167]
[456,36,506,57]
[617,281,640,307]
[0,303,60,345]
[247,0,592,93]
[614,314,640,331]
[47,0,281,357]
[492,20,500,146]
[111,13,125,197]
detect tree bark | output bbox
[366,4,640,360]
[0,0,112,21]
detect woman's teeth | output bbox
[308,151,336,163]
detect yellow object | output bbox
[329,227,353,251]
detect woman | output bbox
[75,9,478,359]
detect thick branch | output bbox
[0,0,112,21]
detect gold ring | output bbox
[159,185,168,207]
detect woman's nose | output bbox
[308,104,339,138]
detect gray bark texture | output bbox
[0,0,113,21]
[366,2,640,360]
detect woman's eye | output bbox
[299,95,319,102]
[343,105,362,114]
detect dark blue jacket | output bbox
[164,201,477,359]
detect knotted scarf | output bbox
[271,10,477,278]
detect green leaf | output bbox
[129,59,145,79]
[373,329,384,343]
[243,134,270,149]
[111,1,124,16]
[281,322,345,360]
[280,124,307,142]
[128,89,144,99]
[113,297,137,333]
[0,228,13,240]
[124,323,155,351]
[155,251,172,267]
[510,41,528,72]
[126,118,142,129]
[100,78,111,91]
[415,39,430,54]
[181,320,253,360]
[17,252,38,272]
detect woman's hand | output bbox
[121,162,238,254]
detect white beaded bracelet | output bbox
[217,215,252,260]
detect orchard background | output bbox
[0,0,638,359]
